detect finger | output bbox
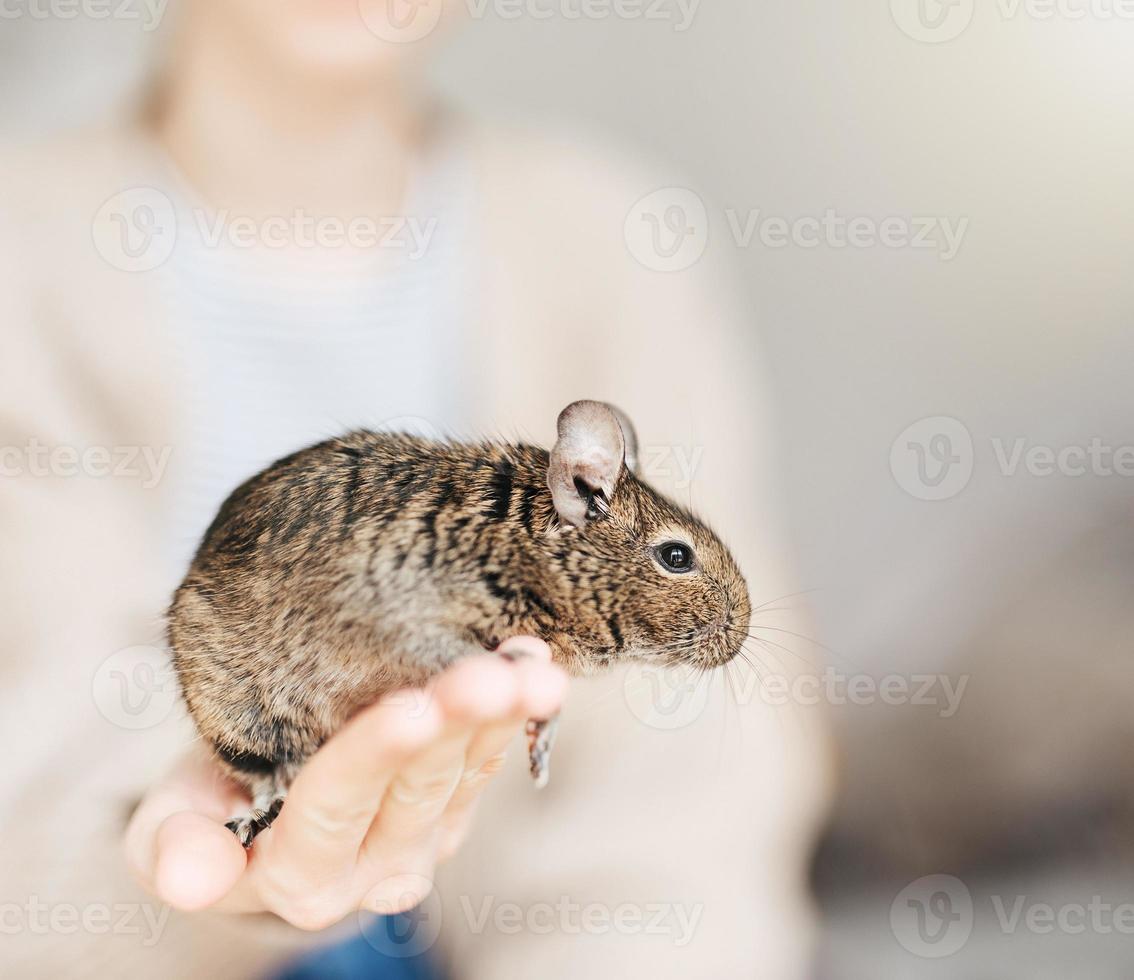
[497,635,552,663]
[437,774,492,861]
[368,727,473,852]
[124,747,246,894]
[511,647,570,722]
[439,652,569,853]
[449,661,538,792]
[267,691,444,874]
[421,662,526,852]
[432,654,522,721]
[364,656,522,851]
[152,811,247,911]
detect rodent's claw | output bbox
[225,796,285,849]
[527,715,560,789]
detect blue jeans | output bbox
[273,914,443,980]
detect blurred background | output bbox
[4,2,1134,977]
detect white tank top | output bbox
[155,135,473,575]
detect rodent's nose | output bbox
[718,595,751,665]
[720,595,744,627]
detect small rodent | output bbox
[169,401,752,845]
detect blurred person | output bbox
[0,1,830,977]
[815,517,1134,886]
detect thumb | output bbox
[153,811,247,911]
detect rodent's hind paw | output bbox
[225,796,285,849]
[526,715,560,789]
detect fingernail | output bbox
[497,636,551,662]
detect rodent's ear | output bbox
[608,404,640,475]
[547,400,631,528]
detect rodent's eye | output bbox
[655,541,695,574]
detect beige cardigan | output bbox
[0,120,830,979]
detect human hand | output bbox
[125,637,565,930]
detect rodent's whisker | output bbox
[729,631,822,671]
[732,648,766,682]
[740,624,838,656]
[748,587,822,615]
[729,623,869,673]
